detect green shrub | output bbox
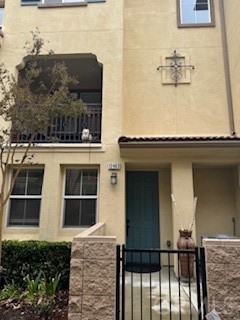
[1,240,71,289]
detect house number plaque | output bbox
[108,163,121,170]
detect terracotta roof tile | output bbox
[118,135,240,148]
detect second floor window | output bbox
[0,2,4,27]
[178,0,215,27]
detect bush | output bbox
[1,240,71,289]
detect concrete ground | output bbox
[122,267,198,320]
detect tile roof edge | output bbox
[118,135,240,148]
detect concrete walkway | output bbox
[123,267,198,320]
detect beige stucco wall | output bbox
[171,161,195,248]
[194,166,237,245]
[123,0,230,136]
[224,0,240,134]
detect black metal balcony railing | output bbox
[12,104,102,144]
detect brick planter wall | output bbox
[203,239,240,320]
[68,223,117,320]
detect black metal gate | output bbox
[116,245,207,320]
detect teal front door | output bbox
[126,171,160,269]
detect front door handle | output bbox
[126,219,130,237]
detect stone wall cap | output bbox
[203,238,240,246]
[73,236,116,242]
[203,234,237,239]
[82,236,116,242]
[73,222,106,239]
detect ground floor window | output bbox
[8,168,44,226]
[63,168,98,227]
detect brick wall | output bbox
[203,239,240,319]
[68,223,117,320]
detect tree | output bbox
[0,30,86,266]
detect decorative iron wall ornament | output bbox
[157,50,195,86]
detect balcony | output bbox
[12,104,102,144]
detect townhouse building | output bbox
[1,0,240,251]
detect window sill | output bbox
[38,2,88,8]
[62,226,92,228]
[6,226,39,229]
[178,22,215,28]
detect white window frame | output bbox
[62,167,99,228]
[0,7,4,27]
[178,0,215,27]
[7,168,44,227]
